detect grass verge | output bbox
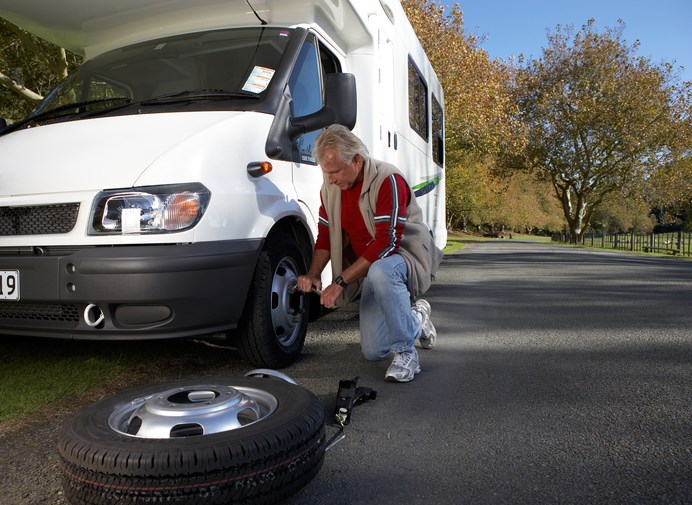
[0,336,236,430]
[443,231,551,254]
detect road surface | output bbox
[289,240,692,505]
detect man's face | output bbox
[320,148,363,190]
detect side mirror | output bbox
[287,73,357,140]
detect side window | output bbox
[432,94,444,166]
[408,57,428,141]
[288,35,323,164]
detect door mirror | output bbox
[287,73,357,140]
[265,73,358,160]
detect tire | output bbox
[58,377,325,505]
[238,231,310,368]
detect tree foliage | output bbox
[402,0,523,154]
[514,19,691,239]
[402,0,530,231]
[590,190,657,233]
[0,18,81,122]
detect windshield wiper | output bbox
[140,89,260,105]
[1,97,133,136]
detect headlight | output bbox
[89,183,210,235]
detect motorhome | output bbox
[0,0,445,367]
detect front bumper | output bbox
[0,239,263,339]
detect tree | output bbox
[0,18,80,122]
[402,0,526,230]
[402,0,523,155]
[514,19,691,241]
[589,190,656,233]
[496,170,564,234]
[643,154,692,230]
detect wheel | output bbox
[58,377,325,505]
[238,231,310,368]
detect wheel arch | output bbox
[269,215,315,260]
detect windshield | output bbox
[34,27,294,118]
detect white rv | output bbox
[0,0,445,367]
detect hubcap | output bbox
[108,384,278,438]
[271,257,305,347]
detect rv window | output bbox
[432,94,444,166]
[288,35,323,163]
[407,57,428,141]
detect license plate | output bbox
[0,270,20,300]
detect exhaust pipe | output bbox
[84,303,105,327]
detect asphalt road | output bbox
[285,240,692,505]
[1,240,690,504]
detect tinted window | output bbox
[432,94,444,166]
[408,57,428,140]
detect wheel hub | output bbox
[108,384,278,439]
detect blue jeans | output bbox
[359,254,420,360]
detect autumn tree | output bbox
[496,171,564,233]
[402,0,522,154]
[589,190,657,233]
[402,0,526,230]
[514,19,691,241]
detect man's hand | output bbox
[297,274,322,294]
[320,283,344,309]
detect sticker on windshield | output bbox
[242,66,275,94]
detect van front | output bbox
[0,26,338,343]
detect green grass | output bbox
[0,338,148,423]
[0,336,236,426]
[443,231,552,254]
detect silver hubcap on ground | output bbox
[108,385,279,439]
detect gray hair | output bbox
[313,124,369,164]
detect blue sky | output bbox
[438,0,691,83]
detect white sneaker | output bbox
[385,349,421,382]
[412,299,436,349]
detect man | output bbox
[296,124,443,382]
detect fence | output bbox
[554,230,692,258]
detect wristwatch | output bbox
[334,275,349,288]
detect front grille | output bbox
[0,302,80,322]
[0,203,80,236]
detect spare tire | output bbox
[57,377,325,505]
